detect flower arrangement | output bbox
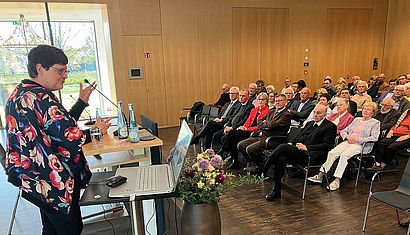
[175,149,232,204]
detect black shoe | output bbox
[265,190,281,201]
[190,136,200,145]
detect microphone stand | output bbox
[84,79,118,108]
[69,95,95,125]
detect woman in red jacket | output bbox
[218,92,270,169]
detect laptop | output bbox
[108,120,193,197]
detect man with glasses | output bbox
[238,94,291,173]
[351,80,372,112]
[191,87,241,149]
[331,88,357,116]
[377,79,397,106]
[284,87,295,109]
[392,84,410,113]
[289,87,315,126]
[248,83,258,105]
[281,77,292,94]
[374,97,400,135]
[322,77,336,97]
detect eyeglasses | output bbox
[381,104,393,107]
[51,66,70,76]
[230,92,239,95]
[285,92,293,95]
[394,89,405,92]
[258,98,266,101]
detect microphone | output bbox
[69,95,95,125]
[84,79,117,108]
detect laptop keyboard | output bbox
[135,167,159,191]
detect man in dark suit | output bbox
[284,87,295,109]
[213,89,253,147]
[263,104,337,200]
[212,83,231,108]
[376,79,397,106]
[191,87,241,149]
[289,87,315,126]
[238,94,291,172]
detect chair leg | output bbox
[407,223,409,235]
[8,188,21,235]
[302,167,308,200]
[355,156,362,187]
[362,195,371,232]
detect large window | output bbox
[0,2,116,126]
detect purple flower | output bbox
[215,174,225,183]
[185,170,196,178]
[205,149,215,157]
[210,156,222,168]
[198,159,209,169]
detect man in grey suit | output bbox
[191,87,241,148]
[376,79,397,106]
[392,84,410,114]
[289,87,315,127]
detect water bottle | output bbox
[117,101,128,139]
[128,104,140,143]
[95,108,104,122]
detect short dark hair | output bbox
[297,80,306,89]
[389,78,397,84]
[324,78,332,83]
[341,88,350,93]
[28,45,68,78]
[256,80,265,86]
[320,93,331,102]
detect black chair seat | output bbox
[371,190,410,211]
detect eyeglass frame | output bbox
[51,66,70,76]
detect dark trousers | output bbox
[264,144,308,190]
[213,129,225,146]
[237,137,263,164]
[221,129,251,161]
[375,136,410,163]
[197,120,224,149]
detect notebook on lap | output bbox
[108,120,193,198]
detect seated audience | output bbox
[392,84,410,113]
[281,77,292,94]
[337,77,347,88]
[351,80,372,112]
[367,76,379,99]
[376,78,397,106]
[348,75,360,95]
[212,83,231,108]
[369,107,410,170]
[289,87,315,126]
[312,88,328,105]
[263,105,337,200]
[292,80,307,101]
[405,82,410,101]
[322,77,336,97]
[256,80,267,94]
[248,83,258,105]
[308,102,379,191]
[329,84,343,107]
[266,85,276,95]
[191,87,241,148]
[327,98,354,134]
[374,97,400,135]
[268,92,275,109]
[284,87,295,109]
[238,94,291,172]
[377,73,389,95]
[213,89,253,146]
[218,92,270,169]
[398,74,408,85]
[303,94,333,125]
[331,88,357,116]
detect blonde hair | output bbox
[363,102,378,117]
[266,85,276,94]
[257,92,268,101]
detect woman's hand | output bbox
[386,130,394,138]
[94,117,112,134]
[346,136,358,144]
[396,135,409,142]
[79,82,96,104]
[237,126,246,131]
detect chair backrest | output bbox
[201,105,211,115]
[140,114,159,137]
[397,158,410,194]
[287,127,302,143]
[209,106,220,119]
[0,143,6,171]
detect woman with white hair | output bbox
[308,102,380,190]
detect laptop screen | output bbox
[169,120,193,186]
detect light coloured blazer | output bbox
[340,117,380,154]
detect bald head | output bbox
[381,97,394,114]
[222,84,230,93]
[313,104,327,123]
[300,87,311,101]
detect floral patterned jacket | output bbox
[5,79,92,215]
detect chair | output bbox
[0,143,21,235]
[192,105,211,135]
[199,106,220,152]
[362,158,410,234]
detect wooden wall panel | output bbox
[233,8,262,89]
[383,0,410,78]
[198,0,233,103]
[161,0,200,125]
[260,8,289,89]
[118,0,161,35]
[142,36,168,125]
[121,36,149,120]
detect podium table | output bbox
[81,129,167,235]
